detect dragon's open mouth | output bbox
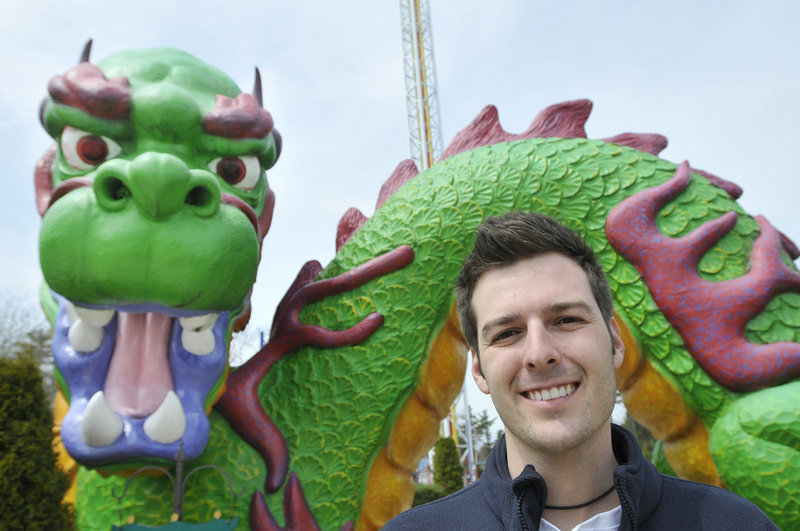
[52,292,232,467]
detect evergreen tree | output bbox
[0,351,74,530]
[458,408,499,475]
[433,437,463,496]
[0,291,56,402]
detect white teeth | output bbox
[143,391,186,444]
[179,313,218,332]
[528,383,576,402]
[64,300,79,323]
[74,306,115,327]
[82,391,123,447]
[68,319,105,353]
[179,313,218,356]
[66,303,115,353]
[181,328,215,355]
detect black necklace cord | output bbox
[544,484,616,511]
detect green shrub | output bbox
[413,483,445,506]
[433,437,463,496]
[0,352,74,530]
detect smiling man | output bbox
[383,212,777,530]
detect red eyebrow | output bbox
[203,93,274,139]
[47,63,131,120]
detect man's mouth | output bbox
[524,382,579,402]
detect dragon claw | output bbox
[250,473,353,531]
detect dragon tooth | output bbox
[68,318,105,353]
[181,327,215,356]
[179,312,218,332]
[81,391,123,447]
[143,391,186,444]
[74,306,115,327]
[64,300,78,323]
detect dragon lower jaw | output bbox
[82,389,186,446]
[52,293,232,467]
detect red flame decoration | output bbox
[334,99,743,250]
[607,161,800,391]
[216,246,413,526]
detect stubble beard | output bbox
[501,340,618,459]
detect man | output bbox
[383,212,777,530]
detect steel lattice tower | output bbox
[400,0,444,170]
[399,0,478,485]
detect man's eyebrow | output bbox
[479,302,597,341]
[480,313,522,342]
[545,301,594,315]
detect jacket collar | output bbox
[482,434,547,530]
[481,425,660,531]
[611,424,661,530]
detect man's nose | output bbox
[522,322,562,368]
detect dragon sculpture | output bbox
[36,46,798,530]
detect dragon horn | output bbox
[79,39,93,63]
[252,67,263,107]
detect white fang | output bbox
[81,391,123,447]
[143,391,186,444]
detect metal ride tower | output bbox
[399,1,478,483]
[399,0,444,170]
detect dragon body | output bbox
[37,48,797,529]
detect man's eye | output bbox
[555,316,582,325]
[60,126,122,170]
[493,330,518,342]
[209,155,261,191]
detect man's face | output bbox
[470,253,624,464]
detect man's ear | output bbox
[609,317,625,370]
[471,348,490,394]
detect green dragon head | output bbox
[36,44,280,470]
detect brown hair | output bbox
[455,211,614,353]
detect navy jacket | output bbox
[382,425,777,530]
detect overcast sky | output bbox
[3,0,799,421]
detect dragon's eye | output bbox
[209,155,261,191]
[61,126,122,170]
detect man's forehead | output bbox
[473,253,589,292]
[471,254,597,322]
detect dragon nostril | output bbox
[185,174,220,218]
[107,178,130,201]
[94,172,131,212]
[186,185,212,208]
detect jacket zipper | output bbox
[614,476,637,530]
[516,491,530,531]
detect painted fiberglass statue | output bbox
[36,44,797,529]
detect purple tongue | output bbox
[104,312,174,418]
